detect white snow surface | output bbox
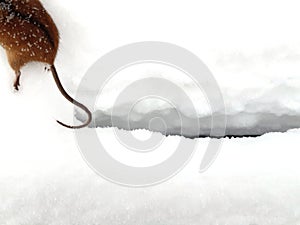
[76,62,300,137]
[0,0,300,224]
[70,1,300,137]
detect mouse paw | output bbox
[14,85,19,92]
[13,82,20,92]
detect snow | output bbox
[1,128,300,225]
[0,0,300,224]
[76,62,300,137]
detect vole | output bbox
[0,0,92,129]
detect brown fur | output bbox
[0,0,91,129]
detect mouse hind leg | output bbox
[6,51,25,91]
[14,70,21,91]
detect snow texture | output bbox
[76,68,300,138]
[0,0,300,224]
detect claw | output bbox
[14,83,19,91]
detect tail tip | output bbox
[56,120,90,129]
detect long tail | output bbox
[50,65,92,129]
